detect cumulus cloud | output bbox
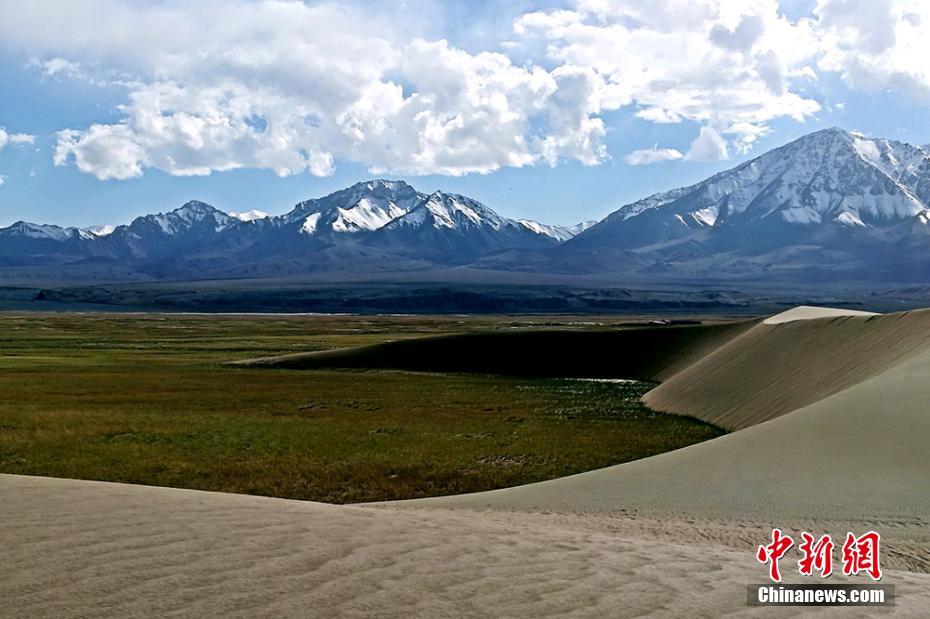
[2,0,930,181]
[0,175,5,187]
[515,0,822,154]
[623,146,684,165]
[815,0,930,102]
[1,0,600,179]
[0,0,829,180]
[686,126,730,161]
[54,80,339,180]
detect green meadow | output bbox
[0,313,723,503]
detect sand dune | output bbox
[644,308,930,430]
[3,474,929,617]
[405,307,930,530]
[5,305,930,617]
[403,344,930,535]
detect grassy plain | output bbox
[0,313,724,503]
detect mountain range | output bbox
[3,127,930,284]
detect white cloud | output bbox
[515,0,822,154]
[35,57,87,80]
[54,80,340,180]
[535,65,606,167]
[722,121,772,154]
[623,146,684,165]
[11,134,34,146]
[55,125,148,180]
[29,57,127,87]
[0,128,36,187]
[1,0,603,179]
[686,126,730,161]
[0,127,36,151]
[814,0,930,103]
[4,0,930,181]
[0,0,828,180]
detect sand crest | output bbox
[644,308,930,430]
[763,305,879,324]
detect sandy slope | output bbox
[402,345,930,535]
[4,305,930,617]
[644,308,930,430]
[3,474,929,618]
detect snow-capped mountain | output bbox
[565,128,930,280]
[229,210,270,222]
[369,190,558,262]
[0,222,81,242]
[518,219,596,242]
[7,128,930,285]
[285,180,424,238]
[101,201,243,260]
[0,180,584,277]
[82,224,116,237]
[127,201,238,236]
[0,221,99,267]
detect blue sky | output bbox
[2,0,930,228]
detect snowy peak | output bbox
[288,179,425,235]
[229,209,270,222]
[367,190,558,261]
[0,221,78,241]
[82,224,116,237]
[578,127,930,254]
[174,201,237,225]
[387,191,513,232]
[563,127,930,280]
[127,200,238,237]
[331,197,409,233]
[718,128,930,225]
[519,219,596,242]
[167,200,228,221]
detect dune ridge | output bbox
[399,306,930,528]
[399,343,930,530]
[644,308,930,430]
[762,305,879,324]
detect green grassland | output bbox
[0,313,724,503]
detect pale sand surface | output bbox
[3,306,929,617]
[398,346,930,570]
[763,306,879,324]
[644,309,930,430]
[2,474,929,618]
